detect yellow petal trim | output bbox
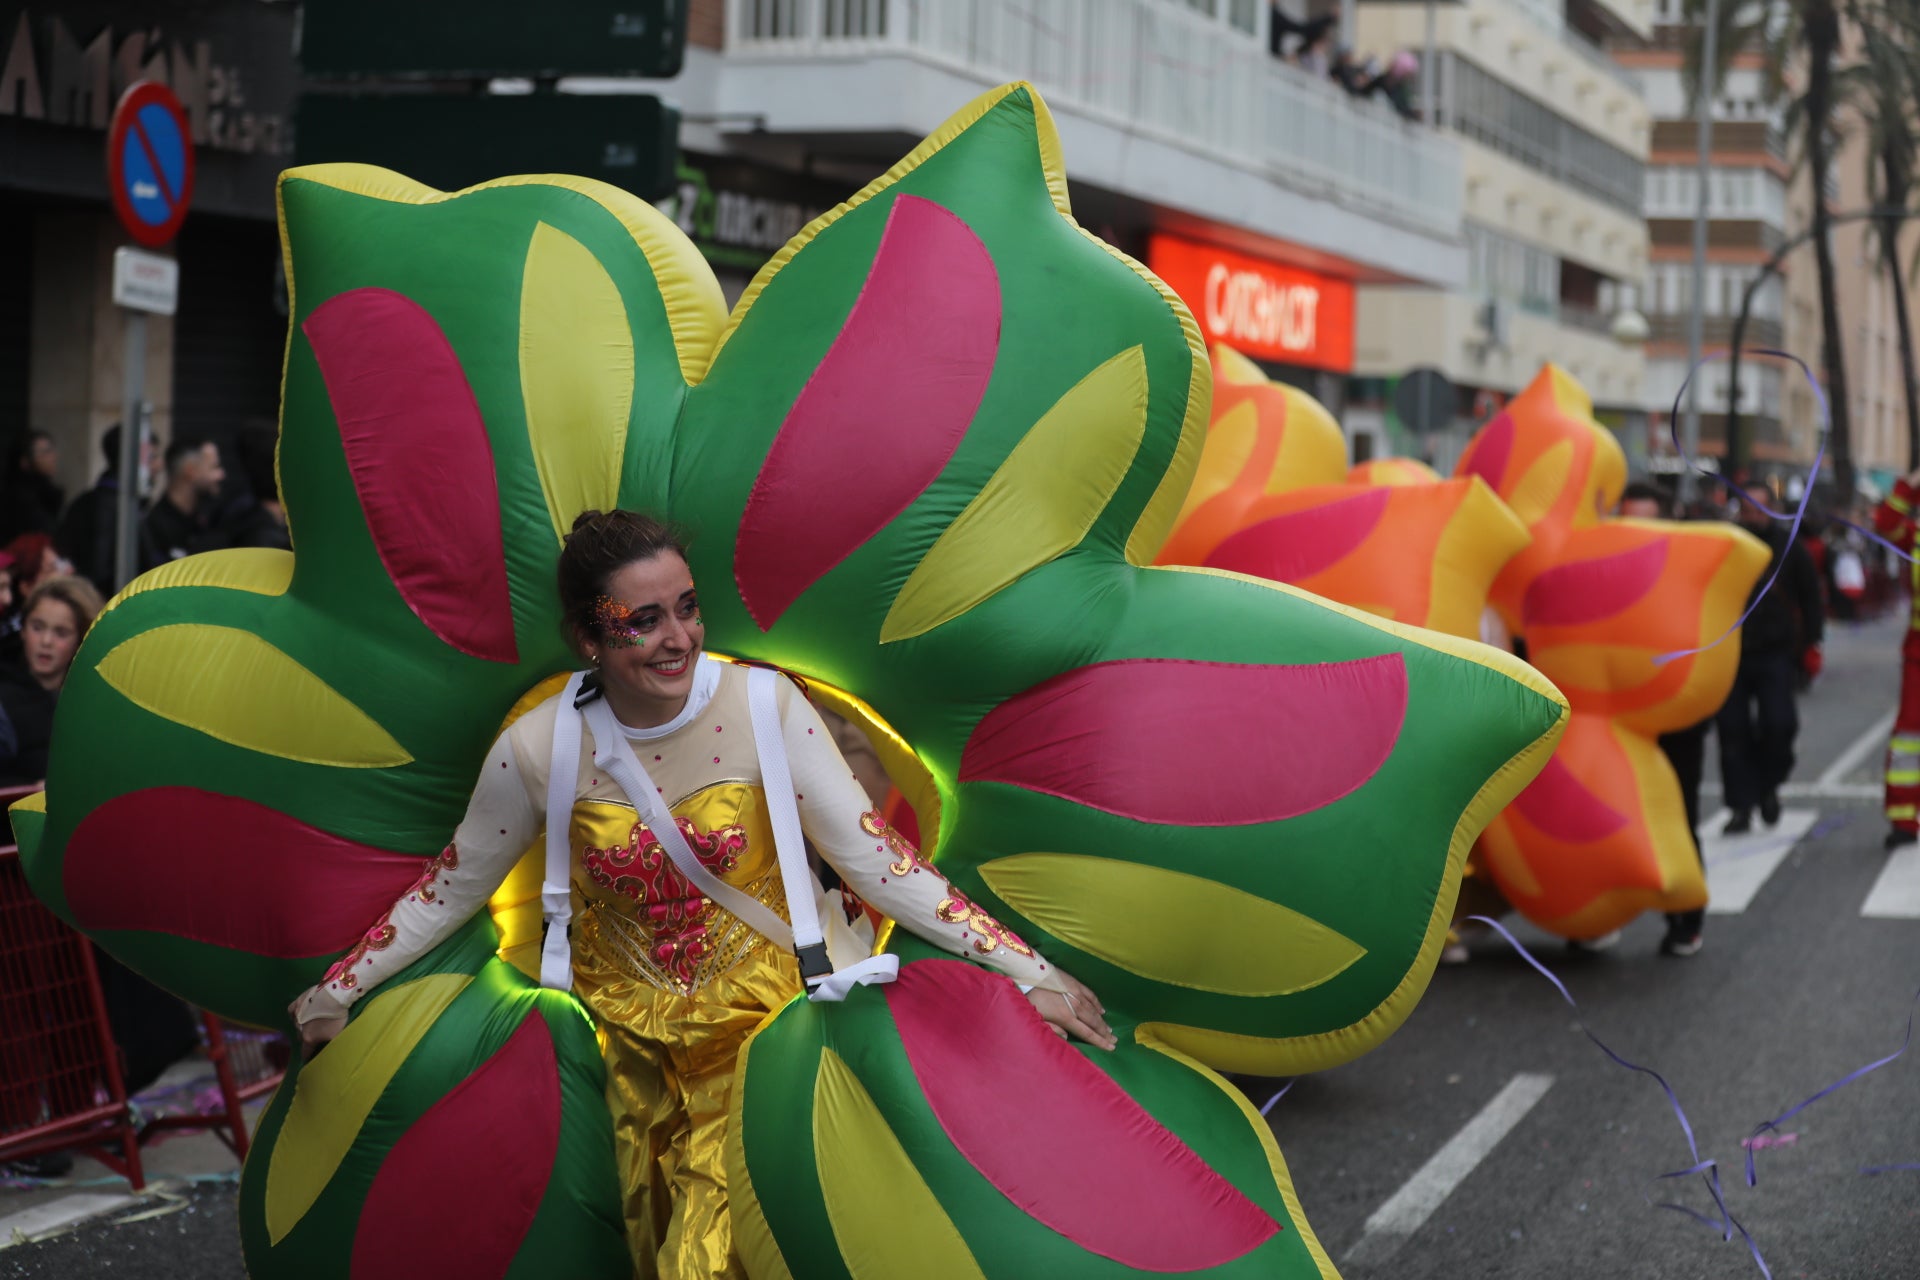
[95,624,412,767]
[978,853,1365,997]
[882,347,1150,643]
[813,1048,987,1280]
[520,222,634,543]
[1212,344,1271,386]
[264,973,471,1243]
[99,547,294,620]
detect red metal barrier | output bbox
[139,1013,288,1161]
[0,784,145,1188]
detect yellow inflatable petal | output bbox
[979,853,1365,996]
[520,221,634,542]
[1170,398,1260,529]
[99,547,294,620]
[813,1048,987,1280]
[882,347,1149,642]
[264,973,471,1242]
[1505,439,1573,527]
[95,624,412,767]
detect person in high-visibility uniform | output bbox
[1874,473,1920,850]
[289,510,1115,1279]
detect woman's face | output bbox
[586,551,705,713]
[24,597,82,689]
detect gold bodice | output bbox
[570,781,792,996]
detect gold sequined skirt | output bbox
[572,901,803,1280]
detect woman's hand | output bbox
[288,988,349,1059]
[1027,970,1118,1050]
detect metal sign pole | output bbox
[1680,0,1719,504]
[114,311,146,591]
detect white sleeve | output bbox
[296,730,542,1020]
[779,681,1064,992]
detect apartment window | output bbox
[1229,0,1260,32]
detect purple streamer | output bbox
[1468,916,1772,1277]
[1745,988,1920,1188]
[1260,1080,1294,1116]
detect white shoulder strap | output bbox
[746,666,898,1001]
[746,666,828,977]
[539,674,586,991]
[582,693,797,950]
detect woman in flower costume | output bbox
[290,508,1113,1274]
[12,83,1568,1279]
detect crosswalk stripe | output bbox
[1862,847,1920,919]
[1703,808,1819,915]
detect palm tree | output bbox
[1839,17,1920,470]
[1683,0,1855,496]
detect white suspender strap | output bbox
[746,666,829,982]
[539,673,587,991]
[582,693,797,950]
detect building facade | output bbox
[651,0,1469,423]
[0,1,294,502]
[1352,0,1653,466]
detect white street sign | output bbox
[112,246,179,316]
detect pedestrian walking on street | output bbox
[1872,471,1920,850]
[1717,483,1824,835]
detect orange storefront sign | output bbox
[1147,234,1355,373]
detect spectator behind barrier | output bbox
[0,575,104,786]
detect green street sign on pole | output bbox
[295,94,681,201]
[299,0,688,79]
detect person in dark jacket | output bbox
[55,424,164,595]
[1717,483,1824,835]
[0,431,65,543]
[145,437,228,562]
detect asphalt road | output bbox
[2,615,1910,1279]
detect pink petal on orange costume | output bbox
[65,788,433,957]
[733,195,1000,629]
[349,1011,561,1280]
[1522,539,1670,629]
[886,960,1279,1270]
[959,655,1406,825]
[1203,486,1391,581]
[1458,409,1514,490]
[1509,754,1631,844]
[303,287,518,663]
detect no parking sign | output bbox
[106,81,196,247]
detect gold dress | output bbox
[302,659,1058,1279]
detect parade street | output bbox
[0,612,1909,1279]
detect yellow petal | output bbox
[101,547,294,620]
[979,853,1365,997]
[519,221,633,542]
[264,973,471,1242]
[1504,439,1573,527]
[1171,398,1260,530]
[813,1048,987,1280]
[882,347,1149,642]
[95,624,412,767]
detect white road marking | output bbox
[0,1192,139,1248]
[1862,846,1920,919]
[1704,807,1819,914]
[1342,1072,1554,1266]
[1702,781,1880,800]
[1819,710,1898,786]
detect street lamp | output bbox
[1610,307,1650,346]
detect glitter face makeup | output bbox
[594,595,649,649]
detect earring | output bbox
[590,652,602,667]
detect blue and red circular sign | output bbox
[107,81,195,247]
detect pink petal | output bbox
[1203,487,1391,581]
[65,788,431,958]
[1459,410,1515,491]
[960,655,1407,825]
[350,1012,560,1279]
[304,288,517,663]
[1511,755,1630,843]
[887,960,1278,1270]
[734,196,1000,629]
[1523,540,1670,628]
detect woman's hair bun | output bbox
[568,509,607,538]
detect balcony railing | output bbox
[1503,0,1641,90]
[726,0,1462,239]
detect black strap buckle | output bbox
[795,940,833,982]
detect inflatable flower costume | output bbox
[12,85,1566,1278]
